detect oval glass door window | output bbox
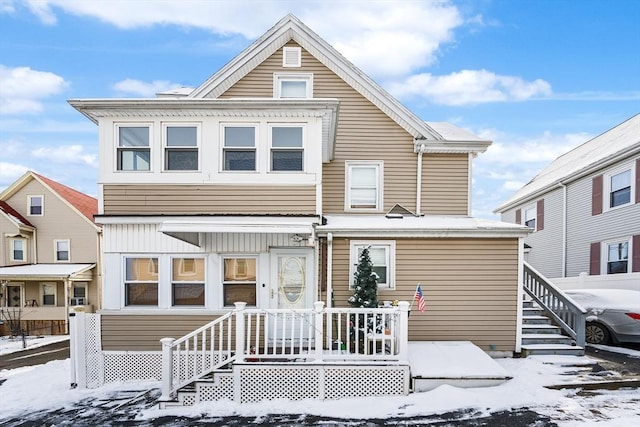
[279,256,305,305]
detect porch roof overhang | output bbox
[0,264,95,282]
[316,215,531,238]
[156,216,322,246]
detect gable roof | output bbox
[189,14,490,153]
[0,171,99,229]
[0,200,34,229]
[495,113,640,212]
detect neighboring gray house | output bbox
[495,113,640,289]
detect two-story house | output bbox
[69,15,530,396]
[0,171,101,335]
[495,113,640,290]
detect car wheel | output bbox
[586,322,610,345]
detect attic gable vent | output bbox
[283,46,301,67]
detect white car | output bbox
[564,289,640,345]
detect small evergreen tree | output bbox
[347,246,378,308]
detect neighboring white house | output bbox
[495,113,640,291]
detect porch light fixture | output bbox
[291,234,304,243]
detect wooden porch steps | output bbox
[521,300,584,357]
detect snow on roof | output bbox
[156,87,194,98]
[318,214,529,238]
[425,122,491,143]
[0,263,94,278]
[0,201,33,228]
[496,113,640,212]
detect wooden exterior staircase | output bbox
[521,262,586,357]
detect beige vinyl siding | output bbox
[102,184,316,215]
[6,180,98,264]
[422,154,469,215]
[330,237,519,351]
[220,42,425,213]
[101,314,222,351]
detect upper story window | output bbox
[274,73,313,98]
[124,257,159,306]
[523,204,536,229]
[11,238,26,262]
[28,195,43,216]
[270,125,304,172]
[606,240,629,274]
[222,125,257,171]
[54,239,70,262]
[164,125,199,171]
[345,161,383,211]
[117,125,150,171]
[349,241,396,289]
[609,169,631,208]
[171,257,205,306]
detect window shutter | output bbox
[536,199,544,231]
[633,235,640,273]
[589,242,601,275]
[515,209,521,225]
[636,159,640,203]
[591,175,603,215]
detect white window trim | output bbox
[71,282,88,305]
[115,123,153,173]
[349,240,396,289]
[220,123,259,173]
[27,195,43,216]
[40,282,57,306]
[161,123,201,172]
[603,162,635,212]
[122,255,160,308]
[170,256,207,308]
[268,123,306,173]
[273,73,313,98]
[10,238,26,262]
[602,237,632,275]
[345,160,384,212]
[282,46,302,67]
[53,239,70,262]
[220,254,258,308]
[522,203,537,231]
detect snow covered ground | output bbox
[0,336,639,426]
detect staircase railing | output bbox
[523,262,586,347]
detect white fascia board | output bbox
[158,221,315,235]
[414,140,492,155]
[316,228,530,239]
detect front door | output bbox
[5,285,22,307]
[269,249,315,344]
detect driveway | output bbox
[0,339,69,371]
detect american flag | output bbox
[415,284,426,312]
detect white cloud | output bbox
[388,69,552,105]
[0,161,29,188]
[112,79,184,97]
[22,0,463,79]
[0,65,68,114]
[31,145,97,166]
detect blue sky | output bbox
[1,0,638,219]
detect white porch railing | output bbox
[160,301,410,401]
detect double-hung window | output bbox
[274,73,313,98]
[222,257,257,307]
[346,161,383,211]
[124,257,158,306]
[349,241,395,289]
[11,239,26,262]
[171,258,205,306]
[606,240,629,274]
[222,126,256,171]
[164,125,199,171]
[270,125,304,171]
[523,204,536,229]
[54,239,70,262]
[117,126,150,171]
[28,195,43,216]
[41,283,56,306]
[609,169,631,208]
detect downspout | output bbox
[560,182,567,277]
[515,236,524,354]
[416,143,426,215]
[326,232,333,308]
